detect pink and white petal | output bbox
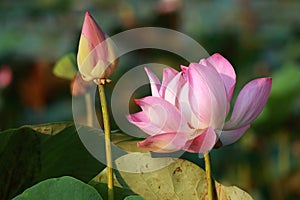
[159,67,179,97]
[186,63,228,129]
[183,127,217,153]
[163,72,186,105]
[127,112,161,135]
[137,132,187,153]
[145,67,161,97]
[90,60,106,78]
[82,12,106,49]
[181,65,188,77]
[200,53,236,101]
[219,125,250,146]
[135,96,191,134]
[177,83,205,129]
[81,13,109,66]
[225,78,272,129]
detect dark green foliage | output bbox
[0,123,105,200]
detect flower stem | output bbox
[98,84,114,200]
[204,152,217,200]
[84,93,93,127]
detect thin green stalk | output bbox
[84,93,93,127]
[204,153,217,200]
[98,84,114,200]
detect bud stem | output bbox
[98,84,114,200]
[84,93,93,127]
[204,153,217,200]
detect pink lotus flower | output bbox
[0,65,13,89]
[127,53,272,153]
[77,12,118,83]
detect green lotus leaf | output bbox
[13,176,102,200]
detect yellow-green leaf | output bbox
[53,53,77,80]
[113,153,253,200]
[111,133,148,153]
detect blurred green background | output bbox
[0,0,299,199]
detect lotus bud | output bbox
[77,12,118,84]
